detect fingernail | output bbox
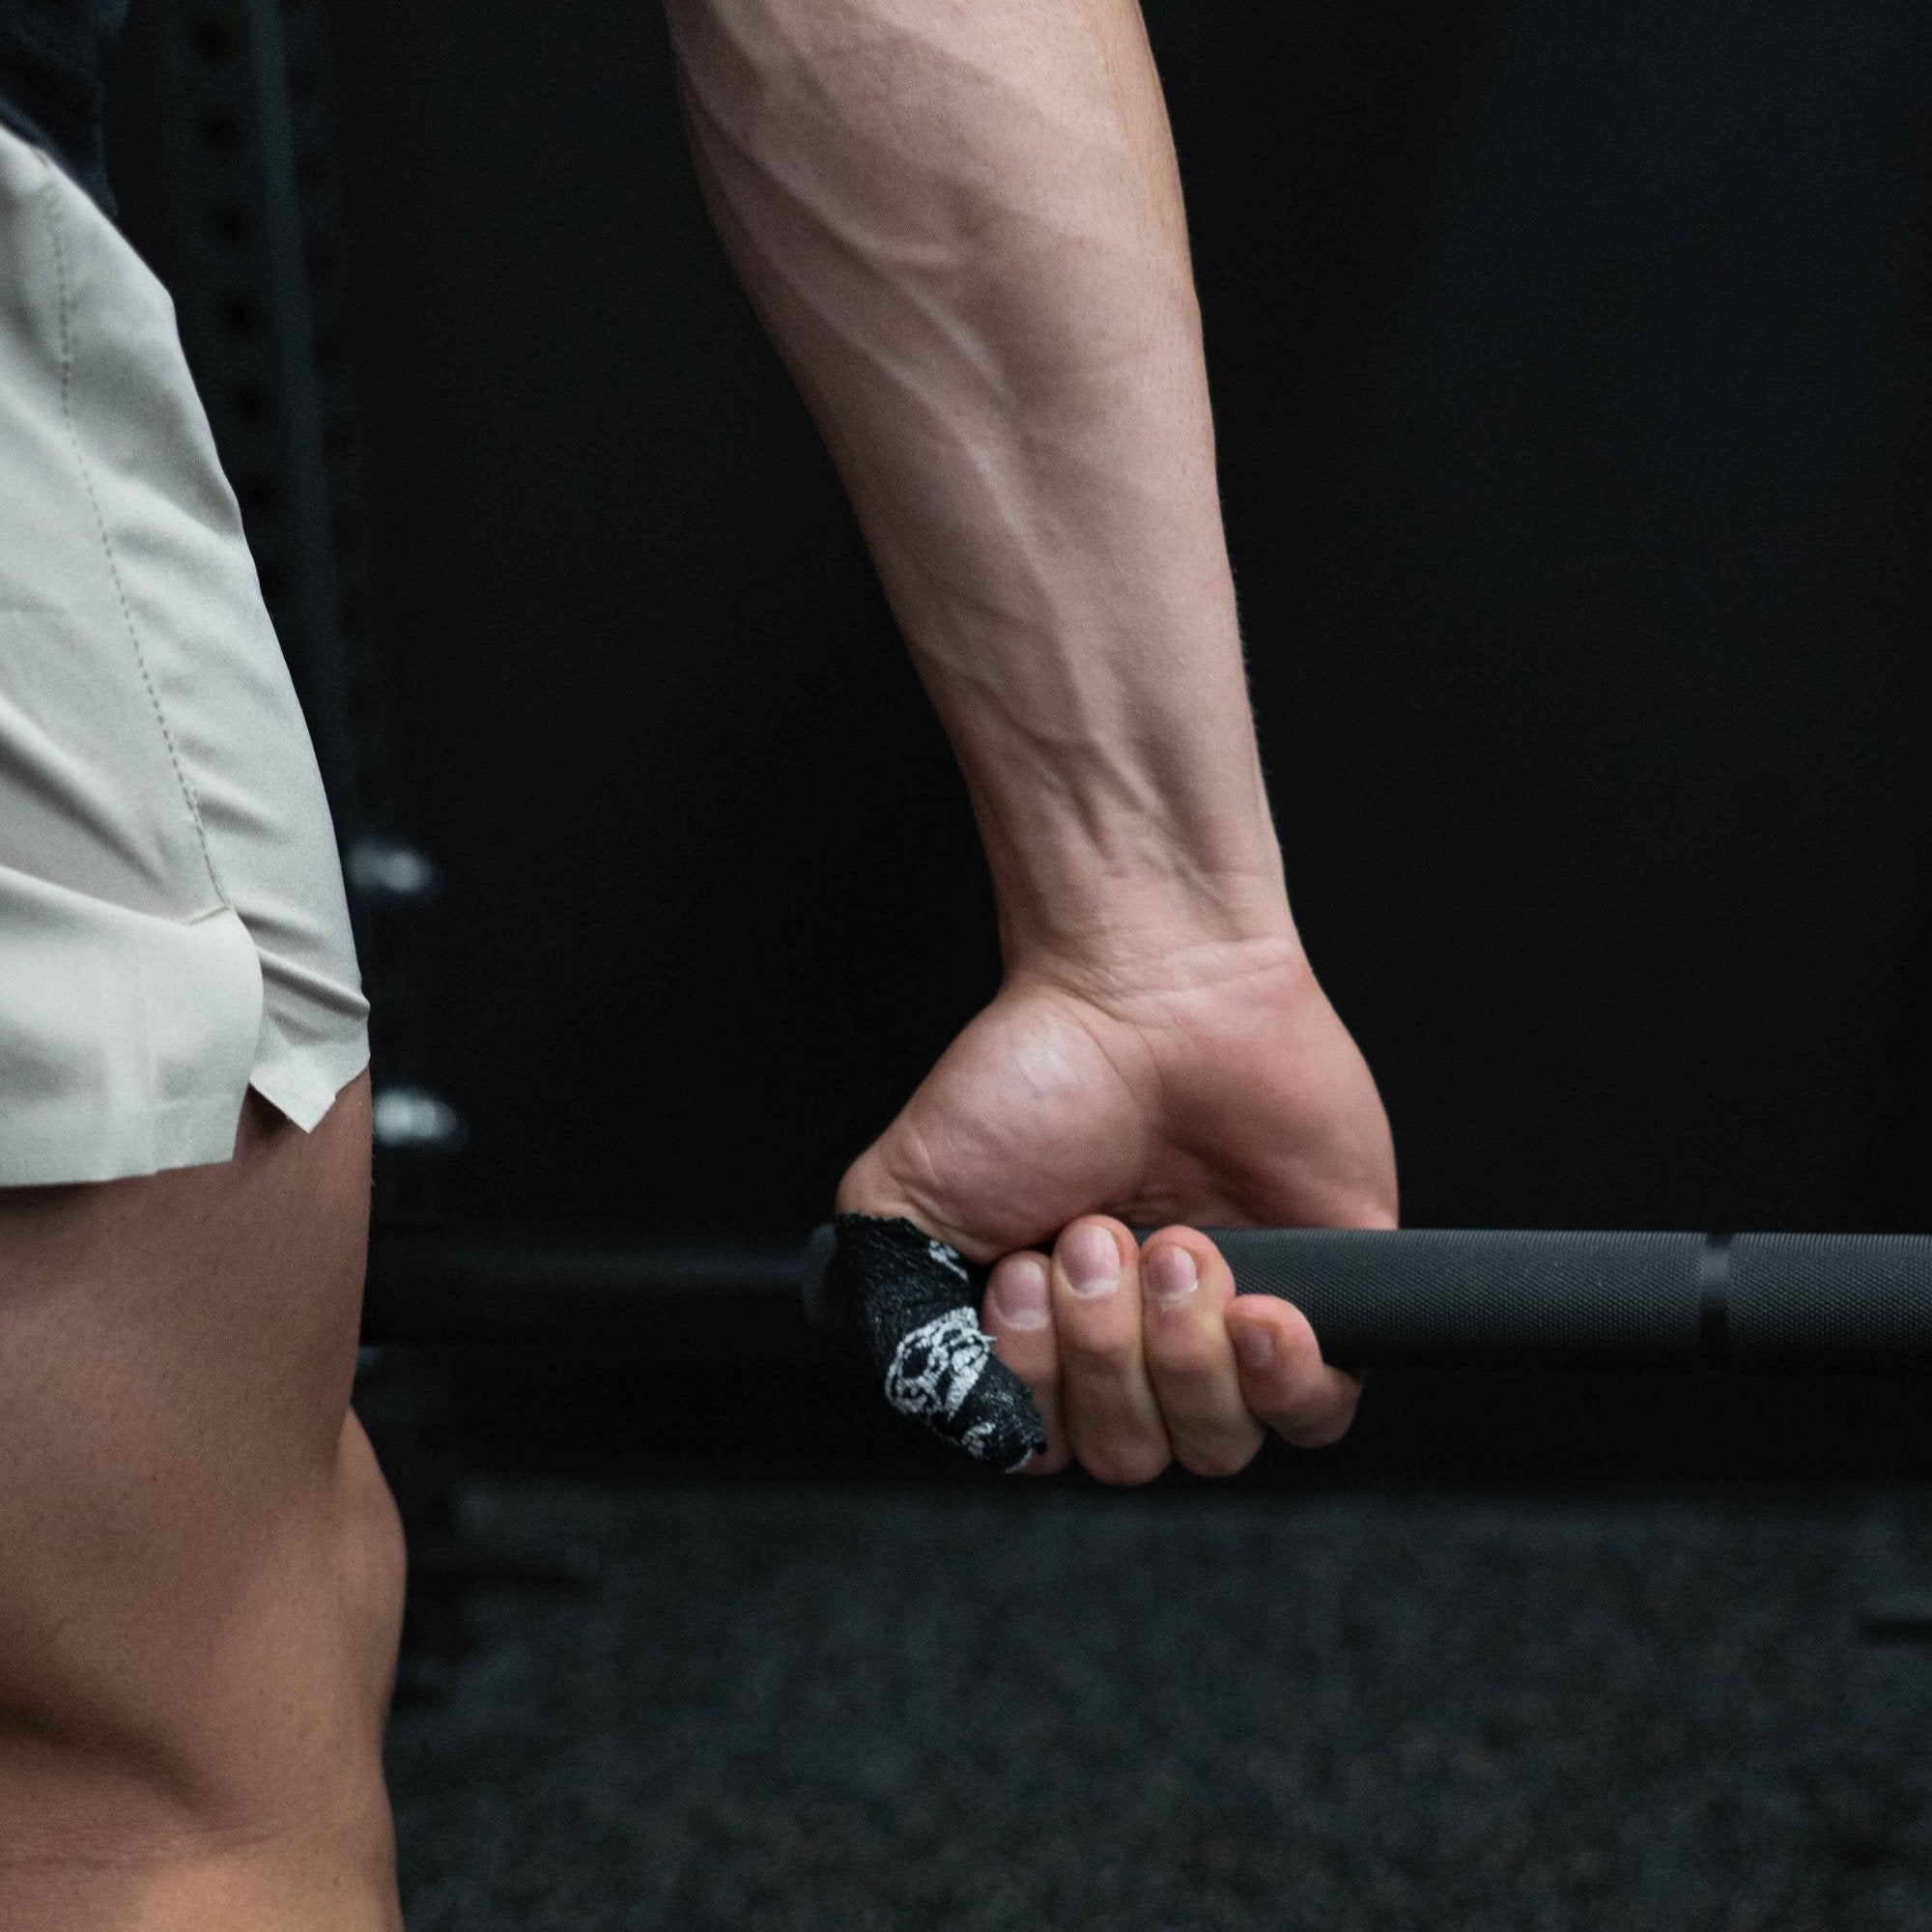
[994,1255,1050,1330]
[1231,1321,1276,1371]
[1063,1224,1122,1297]
[1146,1244,1198,1306]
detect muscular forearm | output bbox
[665,0,1293,974]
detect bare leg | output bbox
[0,1072,406,1930]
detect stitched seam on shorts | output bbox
[38,151,232,912]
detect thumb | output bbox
[828,1213,1048,1474]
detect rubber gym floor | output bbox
[368,1345,1932,1930]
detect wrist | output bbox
[988,841,1303,997]
[911,594,1302,985]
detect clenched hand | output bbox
[838,931,1397,1481]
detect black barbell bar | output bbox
[364,1225,1932,1371]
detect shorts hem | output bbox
[0,1029,373,1188]
[0,1090,256,1187]
[248,1029,372,1135]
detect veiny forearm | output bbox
[664,0,1294,971]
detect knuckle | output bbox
[1176,1435,1259,1480]
[1060,1329,1139,1376]
[990,1324,1049,1370]
[1082,1446,1170,1488]
[1273,1401,1356,1449]
[1292,1414,1355,1450]
[1143,1328,1220,1378]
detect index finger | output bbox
[981,1249,1071,1475]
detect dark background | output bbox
[104,1,1932,1480]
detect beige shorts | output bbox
[0,125,369,1186]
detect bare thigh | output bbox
[0,1072,401,1861]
